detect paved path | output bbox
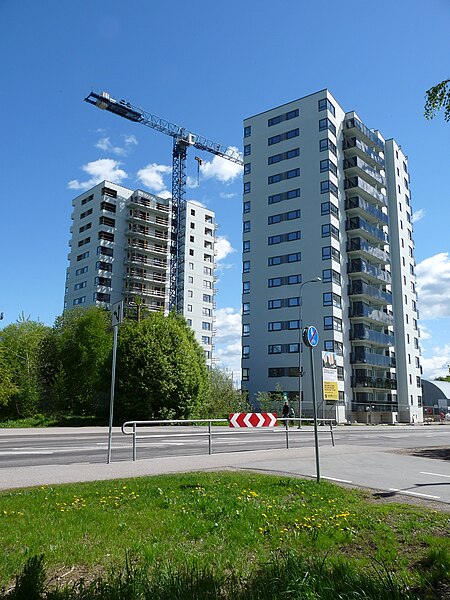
[2,436,450,506]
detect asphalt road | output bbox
[0,425,449,505]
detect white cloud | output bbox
[214,341,242,378]
[186,176,199,189]
[214,307,241,342]
[137,163,172,195]
[123,134,138,146]
[95,137,126,156]
[416,253,450,319]
[220,192,237,199]
[215,236,235,262]
[68,159,127,190]
[421,344,450,380]
[200,147,243,183]
[412,209,425,223]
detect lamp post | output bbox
[298,277,321,428]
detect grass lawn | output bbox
[1,472,449,598]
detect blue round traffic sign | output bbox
[303,325,319,348]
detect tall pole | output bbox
[298,278,321,428]
[107,324,118,464]
[310,345,321,483]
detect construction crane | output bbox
[84,91,243,312]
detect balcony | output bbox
[351,375,397,390]
[344,117,385,151]
[344,177,386,206]
[350,348,396,368]
[349,302,394,326]
[343,137,385,168]
[348,280,392,304]
[126,254,167,269]
[345,196,388,225]
[127,239,168,255]
[348,258,391,284]
[344,157,386,189]
[127,270,167,284]
[350,324,394,346]
[128,211,169,227]
[129,194,170,213]
[346,217,388,244]
[346,237,390,265]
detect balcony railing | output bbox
[350,349,396,368]
[346,217,389,244]
[344,117,385,151]
[344,177,387,205]
[348,258,391,284]
[351,375,397,390]
[346,237,390,264]
[344,156,386,188]
[350,324,395,346]
[343,137,385,168]
[348,280,392,304]
[349,302,394,326]
[345,196,388,225]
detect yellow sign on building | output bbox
[322,351,338,401]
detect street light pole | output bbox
[298,277,321,428]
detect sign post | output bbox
[303,325,321,483]
[107,300,123,464]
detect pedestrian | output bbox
[282,400,290,426]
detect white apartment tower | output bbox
[241,90,422,424]
[65,181,216,363]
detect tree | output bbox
[42,307,113,416]
[0,314,50,417]
[115,312,209,421]
[200,367,249,418]
[424,79,450,122]
[0,346,19,407]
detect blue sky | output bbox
[1,0,449,381]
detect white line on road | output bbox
[420,471,450,479]
[0,451,55,455]
[322,476,353,483]
[388,488,440,499]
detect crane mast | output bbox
[85,91,243,312]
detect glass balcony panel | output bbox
[348,280,392,304]
[350,324,395,346]
[348,258,391,284]
[346,237,390,264]
[344,177,386,206]
[349,302,394,325]
[344,117,385,151]
[350,349,396,368]
[345,196,388,225]
[351,375,397,389]
[344,157,386,188]
[343,137,385,168]
[345,217,389,244]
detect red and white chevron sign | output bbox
[229,412,277,428]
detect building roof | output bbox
[422,379,450,405]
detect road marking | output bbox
[323,476,352,483]
[420,471,450,479]
[388,488,440,499]
[0,450,54,455]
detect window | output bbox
[268,188,300,204]
[100,201,116,213]
[268,299,282,309]
[268,148,299,164]
[268,277,282,287]
[188,290,193,298]
[244,125,251,137]
[188,276,194,284]
[97,246,113,257]
[244,182,251,194]
[189,262,194,270]
[95,276,111,287]
[321,223,339,239]
[322,268,341,284]
[81,194,93,206]
[243,281,250,294]
[203,266,212,275]
[268,345,282,354]
[268,108,299,127]
[74,281,87,290]
[323,292,341,308]
[190,222,195,229]
[244,163,251,174]
[319,138,337,155]
[203,307,212,316]
[98,231,114,242]
[204,280,213,289]
[190,235,195,242]
[187,304,193,312]
[75,266,88,276]
[203,294,212,303]
[243,260,250,273]
[80,208,93,219]
[268,252,301,266]
[322,246,340,261]
[243,240,250,253]
[73,296,86,305]
[190,209,196,216]
[242,323,250,336]
[99,216,115,227]
[268,168,300,185]
[204,253,213,262]
[243,220,250,233]
[320,158,337,175]
[202,336,211,345]
[189,249,194,256]
[78,236,90,247]
[202,322,212,331]
[242,368,249,381]
[242,346,250,359]
[242,302,250,315]
[319,118,336,135]
[268,128,299,145]
[77,251,89,261]
[79,222,92,233]
[321,201,339,217]
[268,209,300,225]
[320,180,338,197]
[244,144,251,156]
[243,200,251,213]
[318,98,336,116]
[268,322,282,331]
[323,316,342,331]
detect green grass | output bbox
[0,472,449,598]
[0,415,103,428]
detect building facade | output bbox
[64,181,216,363]
[241,90,422,423]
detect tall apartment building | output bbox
[64,180,216,363]
[241,90,422,424]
